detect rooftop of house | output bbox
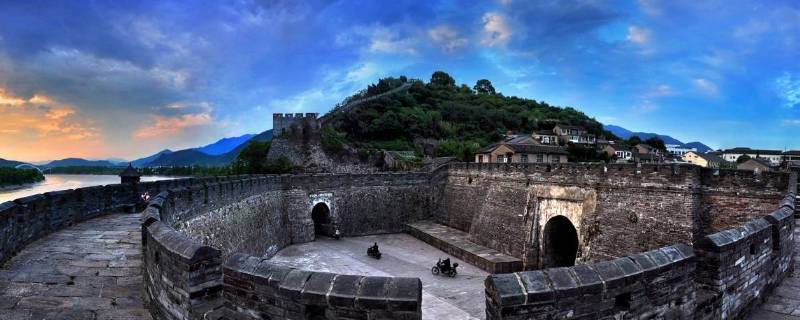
[553,124,587,131]
[741,157,774,167]
[533,130,556,136]
[477,138,568,155]
[687,151,723,163]
[722,147,783,155]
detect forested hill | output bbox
[322,71,613,160]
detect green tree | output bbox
[430,71,455,87]
[736,154,752,164]
[644,137,666,151]
[232,140,271,174]
[628,135,642,146]
[473,79,496,95]
[321,126,347,152]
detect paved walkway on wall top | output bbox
[0,213,150,320]
[750,224,800,319]
[270,233,488,320]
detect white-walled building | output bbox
[666,144,696,157]
[721,147,783,165]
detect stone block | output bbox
[518,270,556,302]
[545,267,579,298]
[386,277,421,312]
[356,276,389,310]
[301,272,335,306]
[569,265,603,295]
[486,273,526,306]
[278,270,312,300]
[328,274,362,309]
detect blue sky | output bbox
[0,0,798,161]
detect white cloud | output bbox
[632,100,658,113]
[626,26,650,44]
[781,119,800,126]
[428,25,468,53]
[645,84,674,98]
[637,0,661,16]
[368,28,417,55]
[775,72,800,108]
[693,78,718,96]
[481,12,512,47]
[133,109,214,139]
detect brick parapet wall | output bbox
[485,244,697,319]
[141,173,430,319]
[694,192,796,319]
[142,214,223,319]
[221,253,422,319]
[0,182,150,264]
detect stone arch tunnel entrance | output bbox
[311,202,333,238]
[542,215,579,268]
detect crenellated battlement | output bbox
[272,112,319,136]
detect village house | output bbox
[633,144,666,163]
[683,151,724,168]
[552,124,596,145]
[532,130,559,145]
[666,144,696,157]
[602,144,634,162]
[737,157,773,173]
[721,147,783,165]
[475,135,568,164]
[783,150,800,161]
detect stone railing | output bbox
[694,193,796,319]
[484,191,796,320]
[485,244,696,319]
[141,174,426,320]
[0,182,147,264]
[223,253,421,319]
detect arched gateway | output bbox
[311,202,333,237]
[541,215,579,268]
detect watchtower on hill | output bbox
[273,113,319,137]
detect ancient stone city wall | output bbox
[141,172,430,319]
[437,163,789,267]
[0,162,795,320]
[485,192,795,320]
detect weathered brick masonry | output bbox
[1,163,795,319]
[142,172,431,319]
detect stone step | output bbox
[406,220,523,274]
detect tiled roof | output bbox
[722,148,782,155]
[477,142,568,155]
[690,152,723,163]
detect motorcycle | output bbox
[431,258,458,277]
[367,243,381,259]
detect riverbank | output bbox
[0,174,179,203]
[0,167,45,190]
[0,181,42,192]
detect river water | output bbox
[0,174,179,203]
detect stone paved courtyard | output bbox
[0,213,150,320]
[270,233,488,320]
[749,225,800,319]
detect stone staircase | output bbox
[406,220,523,274]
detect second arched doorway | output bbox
[541,215,579,268]
[311,202,333,237]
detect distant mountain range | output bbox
[131,129,273,167]
[44,158,118,167]
[131,149,173,167]
[0,158,27,167]
[0,130,273,169]
[604,125,713,153]
[195,134,255,155]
